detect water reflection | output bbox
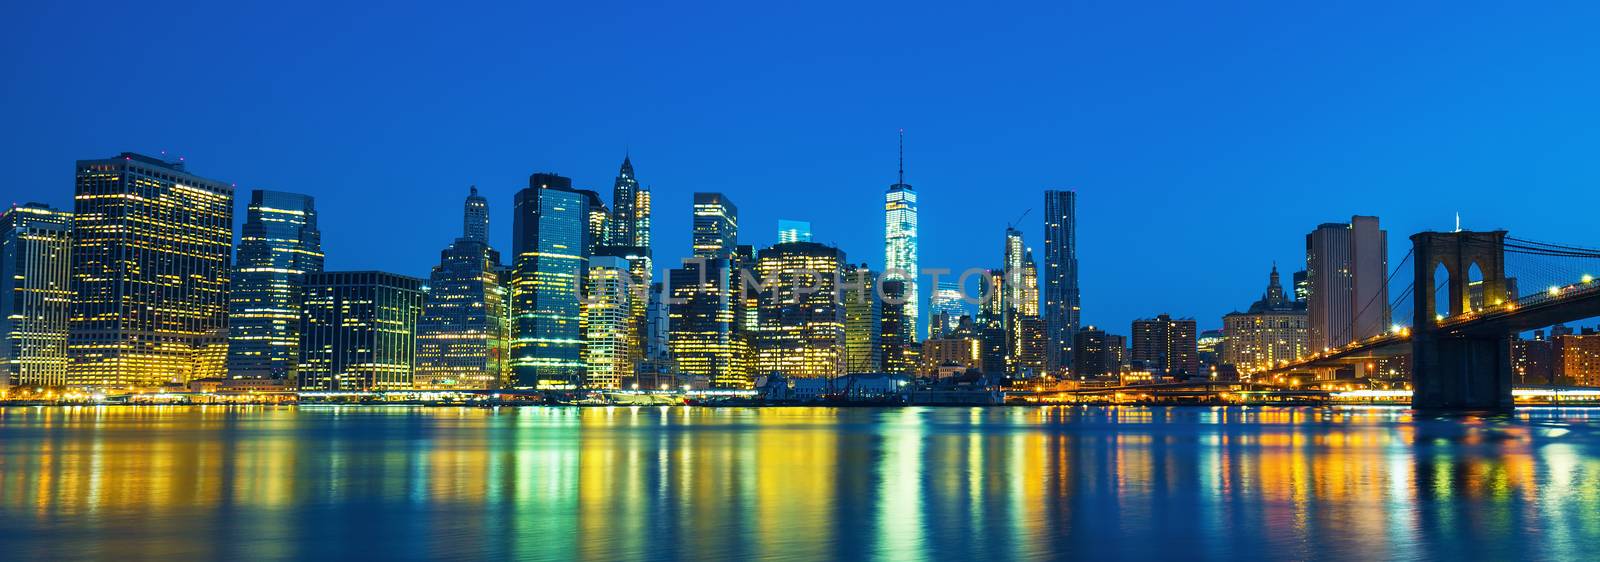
[3,406,1600,560]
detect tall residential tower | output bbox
[1043,190,1079,375]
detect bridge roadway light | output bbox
[1585,274,1595,284]
[1549,286,1562,297]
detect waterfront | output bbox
[2,407,1600,560]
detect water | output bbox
[2,406,1599,561]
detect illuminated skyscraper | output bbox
[578,189,609,258]
[884,130,919,341]
[1014,250,1046,376]
[777,219,812,243]
[880,279,914,375]
[633,186,653,250]
[415,187,509,389]
[298,271,425,390]
[226,190,323,382]
[1306,216,1388,354]
[69,153,233,388]
[753,241,847,379]
[464,185,489,243]
[928,281,966,339]
[511,173,589,389]
[608,155,642,246]
[583,255,633,389]
[1,203,72,388]
[1043,190,1079,374]
[670,193,744,388]
[692,193,738,260]
[843,263,882,373]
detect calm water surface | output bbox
[2,406,1600,561]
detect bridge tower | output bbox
[1410,230,1513,410]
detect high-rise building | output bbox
[608,156,642,247]
[1043,190,1080,374]
[1292,270,1310,302]
[415,187,509,389]
[976,268,1008,375]
[670,193,745,387]
[582,255,634,389]
[920,321,982,377]
[226,190,323,382]
[1013,249,1046,376]
[298,271,425,391]
[1306,216,1389,354]
[1,203,72,388]
[692,193,738,259]
[578,189,609,258]
[1131,314,1200,378]
[1072,326,1112,378]
[1556,329,1600,387]
[1222,265,1309,375]
[1513,330,1555,386]
[777,219,812,244]
[69,153,234,388]
[880,279,914,375]
[633,186,653,250]
[928,281,967,338]
[752,242,846,379]
[884,131,919,342]
[463,185,489,243]
[843,263,882,373]
[511,173,589,389]
[594,245,652,384]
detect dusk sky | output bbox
[5,1,1599,332]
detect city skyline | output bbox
[8,3,1599,334]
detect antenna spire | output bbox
[897,128,905,185]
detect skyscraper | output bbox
[1306,216,1389,354]
[777,219,812,244]
[415,187,509,389]
[752,241,847,379]
[1072,326,1112,378]
[1131,314,1200,378]
[843,263,882,373]
[880,280,914,375]
[583,255,633,389]
[884,130,919,341]
[928,281,966,339]
[1,203,72,388]
[511,173,589,389]
[692,193,738,259]
[578,189,609,258]
[608,156,641,246]
[226,190,323,382]
[670,193,745,388]
[298,271,425,390]
[1043,190,1079,375]
[463,185,489,243]
[69,153,234,388]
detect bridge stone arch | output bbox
[1410,230,1512,410]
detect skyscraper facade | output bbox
[1043,190,1080,375]
[511,173,589,389]
[879,279,914,375]
[415,187,509,389]
[608,156,641,246]
[752,242,847,379]
[1131,314,1200,378]
[582,255,633,389]
[298,271,425,390]
[578,189,609,258]
[226,190,323,382]
[1,203,73,387]
[1072,326,1112,378]
[669,193,746,388]
[1306,216,1389,354]
[884,132,919,342]
[928,281,966,339]
[69,153,234,388]
[843,263,882,373]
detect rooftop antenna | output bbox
[897,128,905,185]
[1455,212,1461,232]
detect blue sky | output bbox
[5,0,1599,333]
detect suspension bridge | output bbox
[1255,230,1600,410]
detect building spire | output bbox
[897,128,905,185]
